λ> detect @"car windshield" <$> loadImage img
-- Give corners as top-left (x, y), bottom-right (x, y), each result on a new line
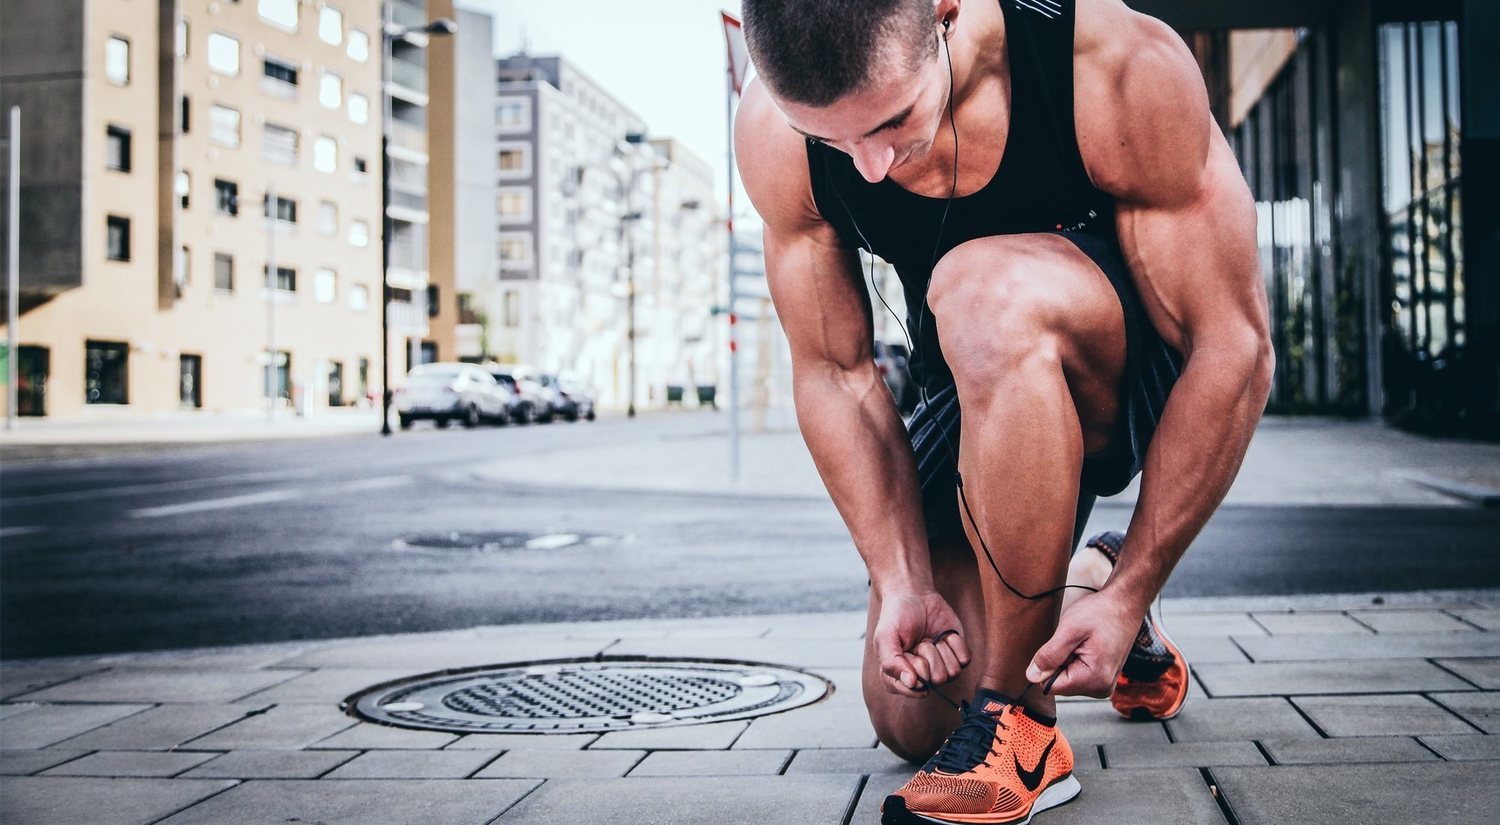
top-left (491, 373), bottom-right (516, 387)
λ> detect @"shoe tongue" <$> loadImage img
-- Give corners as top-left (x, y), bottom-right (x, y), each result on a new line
top-left (973, 687), bottom-right (1019, 716)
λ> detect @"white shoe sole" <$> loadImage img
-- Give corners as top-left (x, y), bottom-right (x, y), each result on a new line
top-left (910, 774), bottom-right (1083, 824)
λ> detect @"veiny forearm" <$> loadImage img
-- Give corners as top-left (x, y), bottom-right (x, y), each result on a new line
top-left (793, 364), bottom-right (935, 593)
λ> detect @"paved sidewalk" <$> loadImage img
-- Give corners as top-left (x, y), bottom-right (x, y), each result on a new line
top-left (4, 591), bottom-right (1498, 824)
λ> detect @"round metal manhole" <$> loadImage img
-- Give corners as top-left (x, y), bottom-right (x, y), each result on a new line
top-left (393, 531), bottom-right (626, 552)
top-left (348, 658), bottom-right (831, 733)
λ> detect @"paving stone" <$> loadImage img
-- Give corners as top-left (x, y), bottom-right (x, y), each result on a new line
top-left (496, 775), bottom-right (861, 824)
top-left (1172, 635), bottom-right (1251, 664)
top-left (1164, 697), bottom-right (1321, 742)
top-left (603, 637), bottom-right (865, 669)
top-left (0, 664), bottom-right (107, 700)
top-left (41, 750), bottom-right (219, 777)
top-left (0, 703), bottom-right (152, 749)
top-left (1102, 740), bottom-right (1267, 768)
top-left (1419, 734), bottom-right (1500, 761)
top-left (1154, 612), bottom-right (1265, 637)
top-left (272, 636), bottom-right (609, 669)
top-left (1214, 763), bottom-right (1500, 824)
top-left (1429, 691), bottom-right (1500, 733)
top-left (0, 777), bottom-right (235, 825)
top-left (1195, 660), bottom-right (1470, 696)
top-left (1055, 701), bottom-right (1171, 745)
top-left (1235, 632), bottom-right (1500, 662)
top-left (0, 703), bottom-right (37, 719)
top-left (14, 668), bottom-right (303, 703)
top-left (666, 624), bottom-right (773, 638)
top-left (734, 696), bottom-right (878, 749)
top-left (630, 749), bottom-right (792, 776)
top-left (312, 722), bottom-right (458, 749)
top-left (179, 749), bottom-right (359, 779)
top-left (56, 703), bottom-right (258, 750)
top-left (447, 732), bottom-right (598, 750)
top-left (107, 646), bottom-right (310, 670)
top-left (234, 668), bottom-right (419, 703)
top-left (474, 748), bottom-right (645, 778)
top-left (590, 720), bottom-right (747, 750)
top-left (1250, 612), bottom-right (1373, 635)
top-left (325, 749), bottom-right (500, 779)
top-left (849, 769), bottom-right (912, 824)
top-left (156, 779), bottom-right (540, 825)
top-left (1448, 607), bottom-right (1500, 630)
top-left (184, 703), bottom-right (357, 749)
top-left (1292, 695), bottom-right (1476, 737)
top-left (1347, 609), bottom-right (1478, 633)
top-left (1434, 658), bottom-right (1500, 689)
top-left (785, 746), bottom-right (913, 776)
top-left (1260, 736), bottom-right (1438, 765)
top-left (0, 749), bottom-right (89, 776)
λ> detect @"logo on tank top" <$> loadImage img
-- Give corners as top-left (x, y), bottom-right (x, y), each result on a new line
top-left (1056, 209), bottom-right (1099, 234)
top-left (1013, 0), bottom-right (1061, 20)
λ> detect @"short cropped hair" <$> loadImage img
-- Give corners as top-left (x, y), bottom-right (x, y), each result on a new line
top-left (742, 0), bottom-right (937, 107)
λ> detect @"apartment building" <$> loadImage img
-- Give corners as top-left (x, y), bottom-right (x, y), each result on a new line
top-left (0, 0), bottom-right (385, 418)
top-left (381, 0), bottom-right (436, 373)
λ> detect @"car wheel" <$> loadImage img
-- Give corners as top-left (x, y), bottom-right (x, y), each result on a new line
top-left (462, 405), bottom-right (480, 428)
top-left (585, 407), bottom-right (596, 421)
top-left (435, 417), bottom-right (451, 429)
top-left (398, 415), bottom-right (412, 430)
top-left (516, 405), bottom-right (532, 425)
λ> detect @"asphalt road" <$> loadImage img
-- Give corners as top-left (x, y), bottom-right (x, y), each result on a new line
top-left (3, 414), bottom-right (1498, 659)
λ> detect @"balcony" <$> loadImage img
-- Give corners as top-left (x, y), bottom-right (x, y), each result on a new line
top-left (389, 119), bottom-right (426, 155)
top-left (389, 57), bottom-right (427, 97)
top-left (391, 0), bottom-right (427, 32)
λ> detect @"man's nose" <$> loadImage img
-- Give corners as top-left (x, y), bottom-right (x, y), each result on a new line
top-left (851, 143), bottom-right (895, 183)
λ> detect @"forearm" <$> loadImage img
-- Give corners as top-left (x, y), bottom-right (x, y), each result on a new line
top-left (793, 363), bottom-right (934, 593)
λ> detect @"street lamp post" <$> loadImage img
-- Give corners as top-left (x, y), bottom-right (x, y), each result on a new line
top-left (379, 10), bottom-right (455, 436)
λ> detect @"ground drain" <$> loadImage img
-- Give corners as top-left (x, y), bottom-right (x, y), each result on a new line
top-left (393, 531), bottom-right (624, 552)
top-left (347, 658), bottom-right (831, 733)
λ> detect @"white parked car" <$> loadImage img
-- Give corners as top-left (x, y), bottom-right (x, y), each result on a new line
top-left (395, 363), bottom-right (508, 429)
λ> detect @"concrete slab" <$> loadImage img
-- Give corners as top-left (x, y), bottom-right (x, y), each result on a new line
top-left (784, 746), bottom-right (913, 776)
top-left (1260, 736), bottom-right (1438, 765)
top-left (0, 664), bottom-right (108, 700)
top-left (0, 703), bottom-right (37, 719)
top-left (1434, 657), bottom-right (1500, 689)
top-left (155, 779), bottom-right (541, 825)
top-left (55, 703), bottom-right (258, 750)
top-left (1163, 697), bottom-right (1322, 742)
top-left (1102, 740), bottom-right (1268, 769)
top-left (589, 720), bottom-right (748, 750)
top-left (234, 668), bottom-right (420, 703)
top-left (324, 749), bottom-right (500, 779)
top-left (602, 637), bottom-right (865, 669)
top-left (179, 749), bottom-right (359, 779)
top-left (13, 668), bottom-right (303, 704)
top-left (495, 774), bottom-right (862, 825)
top-left (183, 703), bottom-right (357, 750)
top-left (1195, 660), bottom-right (1470, 696)
top-left (1214, 763), bottom-right (1500, 824)
top-left (311, 722), bottom-right (458, 750)
top-left (1250, 612), bottom-right (1373, 635)
top-left (1428, 691), bottom-right (1500, 733)
top-left (1055, 701), bottom-right (1172, 745)
top-left (0, 749), bottom-right (89, 776)
top-left (0, 703), bottom-right (153, 749)
top-left (1419, 734), bottom-right (1500, 761)
top-left (1172, 635), bottom-right (1252, 664)
top-left (734, 696), bottom-right (878, 750)
top-left (41, 750), bottom-right (219, 778)
top-left (474, 748), bottom-right (645, 778)
top-left (1292, 695), bottom-right (1476, 737)
top-left (447, 732), bottom-right (599, 750)
top-left (1448, 607), bottom-right (1500, 630)
top-left (272, 636), bottom-right (610, 670)
top-left (0, 777), bottom-right (235, 825)
top-left (1155, 612), bottom-right (1266, 638)
top-left (1235, 632), bottom-right (1500, 662)
top-left (629, 748), bottom-right (791, 776)
top-left (1346, 609), bottom-right (1478, 633)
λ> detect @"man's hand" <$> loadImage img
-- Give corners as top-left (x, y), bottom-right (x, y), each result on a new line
top-left (873, 589), bottom-right (972, 698)
top-left (1025, 590), bottom-right (1140, 698)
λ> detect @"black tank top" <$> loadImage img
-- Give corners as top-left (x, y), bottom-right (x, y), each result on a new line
top-left (807, 0), bottom-right (1114, 388)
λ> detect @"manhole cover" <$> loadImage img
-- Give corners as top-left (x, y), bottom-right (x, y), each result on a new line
top-left (393, 531), bottom-right (623, 552)
top-left (347, 658), bottom-right (831, 733)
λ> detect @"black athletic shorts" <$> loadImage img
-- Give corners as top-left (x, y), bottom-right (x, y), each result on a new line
top-left (905, 230), bottom-right (1184, 550)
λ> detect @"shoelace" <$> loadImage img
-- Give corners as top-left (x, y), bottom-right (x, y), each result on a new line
top-left (926, 699), bottom-right (1015, 773)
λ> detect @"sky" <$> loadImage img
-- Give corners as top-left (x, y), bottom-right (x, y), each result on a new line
top-left (456, 0), bottom-right (747, 206)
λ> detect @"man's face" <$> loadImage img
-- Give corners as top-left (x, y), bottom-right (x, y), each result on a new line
top-left (775, 39), bottom-right (948, 184)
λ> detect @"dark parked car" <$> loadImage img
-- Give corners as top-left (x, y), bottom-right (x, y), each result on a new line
top-left (542, 373), bottom-right (596, 422)
top-left (486, 363), bottom-right (552, 424)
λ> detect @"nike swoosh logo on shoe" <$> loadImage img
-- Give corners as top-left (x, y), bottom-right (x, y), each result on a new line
top-left (1014, 736), bottom-right (1056, 792)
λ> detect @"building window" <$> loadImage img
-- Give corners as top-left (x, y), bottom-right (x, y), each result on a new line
top-left (319, 71), bottom-right (342, 109)
top-left (106, 125), bottom-right (131, 172)
top-left (106, 36), bottom-right (130, 85)
top-left (207, 32), bottom-right (239, 76)
top-left (264, 194), bottom-right (297, 224)
top-left (176, 171), bottom-right (190, 209)
top-left (328, 360), bottom-right (345, 406)
top-left (85, 341), bottom-right (129, 405)
top-left (347, 93), bottom-right (369, 124)
top-left (498, 145), bottom-right (529, 176)
top-left (261, 122), bottom-right (299, 165)
top-left (180, 95), bottom-right (191, 134)
top-left (498, 234), bottom-right (531, 268)
top-left (314, 268), bottom-right (336, 302)
top-left (264, 350), bottom-right (291, 400)
top-left (318, 5), bottom-right (342, 45)
top-left (258, 0), bottom-right (298, 32)
top-left (348, 219), bottom-right (369, 247)
top-left (426, 284), bottom-right (440, 318)
top-left (209, 104), bottom-right (240, 147)
top-left (353, 156), bottom-right (368, 176)
top-left (264, 264), bottom-right (297, 292)
top-left (504, 291), bottom-right (519, 327)
top-left (106, 216), bottom-right (131, 261)
top-left (497, 98), bottom-right (529, 131)
top-left (180, 354), bottom-right (202, 408)
top-left (317, 200), bottom-right (337, 235)
top-left (358, 356), bottom-right (370, 398)
top-left (214, 252), bottom-right (234, 291)
top-left (313, 136), bottom-right (337, 173)
top-left (176, 245), bottom-right (190, 294)
top-left (347, 29), bottom-right (369, 62)
top-left (349, 283), bottom-right (369, 310)
top-left (498, 189), bottom-right (530, 222)
top-left (214, 178), bottom-right (239, 215)
top-left (262, 56), bottom-right (298, 95)
top-left (176, 19), bottom-right (189, 59)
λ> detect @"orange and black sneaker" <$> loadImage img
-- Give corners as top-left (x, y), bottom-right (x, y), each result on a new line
top-left (882, 688), bottom-right (1080, 824)
top-left (1085, 531), bottom-right (1190, 721)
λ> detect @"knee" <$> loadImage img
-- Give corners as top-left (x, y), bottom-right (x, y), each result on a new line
top-left (872, 716), bottom-right (946, 765)
top-left (927, 252), bottom-right (1064, 390)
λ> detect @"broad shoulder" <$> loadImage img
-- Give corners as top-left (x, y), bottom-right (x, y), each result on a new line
top-left (734, 79), bottom-right (826, 236)
top-left (1072, 0), bottom-right (1213, 206)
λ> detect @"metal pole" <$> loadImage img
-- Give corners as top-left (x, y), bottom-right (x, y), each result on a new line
top-left (379, 7), bottom-right (393, 435)
top-left (266, 179), bottom-right (277, 423)
top-left (627, 201), bottom-right (637, 419)
top-left (725, 72), bottom-right (740, 481)
top-left (6, 106), bottom-right (18, 430)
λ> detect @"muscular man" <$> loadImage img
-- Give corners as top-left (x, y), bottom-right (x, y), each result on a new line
top-left (735, 0), bottom-right (1273, 821)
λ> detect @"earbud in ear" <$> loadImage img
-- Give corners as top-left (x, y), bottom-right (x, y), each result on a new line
top-left (942, 19), bottom-right (951, 30)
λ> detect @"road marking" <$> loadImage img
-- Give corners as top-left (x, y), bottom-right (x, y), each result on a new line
top-left (3, 469), bottom-right (315, 507)
top-left (0, 525), bottom-right (48, 538)
top-left (336, 475), bottom-right (413, 492)
top-left (130, 489), bottom-right (303, 519)
top-left (527, 533), bottom-right (582, 550)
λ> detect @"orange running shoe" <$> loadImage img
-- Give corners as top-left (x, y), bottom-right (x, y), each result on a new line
top-left (882, 689), bottom-right (1080, 824)
top-left (1085, 531), bottom-right (1190, 721)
